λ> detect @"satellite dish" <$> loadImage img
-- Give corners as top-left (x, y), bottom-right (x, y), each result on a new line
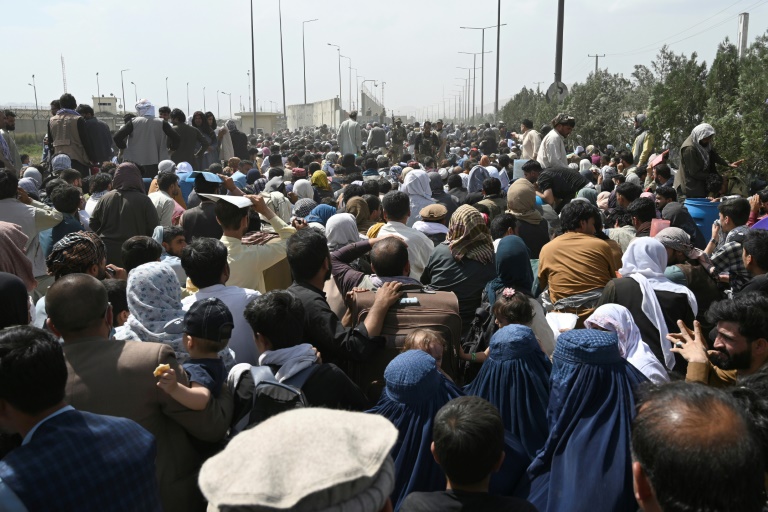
top-left (546, 81), bottom-right (569, 103)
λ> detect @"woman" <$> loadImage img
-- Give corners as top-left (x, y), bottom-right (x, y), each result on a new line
top-left (506, 178), bottom-right (550, 258)
top-left (310, 170), bottom-right (335, 201)
top-left (400, 169), bottom-right (434, 227)
top-left (0, 221), bottom-right (37, 292)
top-left (304, 204), bottom-right (336, 233)
top-left (464, 324), bottom-right (551, 460)
top-left (523, 330), bottom-right (647, 512)
top-left (325, 213), bottom-right (365, 251)
top-left (0, 272), bottom-right (31, 329)
top-left (114, 261), bottom-right (234, 369)
top-left (367, 350), bottom-right (528, 511)
top-left (585, 304), bottom-right (670, 383)
top-left (597, 237), bottom-right (697, 373)
top-left (421, 205), bottom-right (496, 336)
top-left (345, 196), bottom-right (374, 235)
top-left (486, 236), bottom-right (555, 355)
top-left (192, 111), bottom-right (218, 170)
top-left (292, 179), bottom-right (314, 202)
top-left (292, 198), bottom-right (317, 219)
top-left (90, 163), bottom-right (158, 266)
top-left (466, 165), bottom-right (490, 205)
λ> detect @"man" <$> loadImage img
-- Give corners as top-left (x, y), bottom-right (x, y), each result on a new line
top-left (619, 152), bottom-right (641, 185)
top-left (367, 121), bottom-right (386, 150)
top-left (46, 274), bottom-right (232, 512)
top-left (391, 118), bottom-right (407, 162)
top-left (536, 113), bottom-right (574, 169)
top-left (538, 201), bottom-right (618, 325)
top-left (215, 194), bottom-right (297, 293)
top-left (627, 197), bottom-right (656, 238)
top-left (377, 191), bottom-right (435, 280)
top-left (477, 177), bottom-right (506, 222)
top-left (512, 119), bottom-right (542, 161)
top-left (113, 99), bottom-right (180, 178)
top-left (705, 197), bottom-right (751, 292)
top-left (631, 382), bottom-right (765, 512)
top-left (338, 111), bottom-right (362, 156)
top-left (158, 106), bottom-right (171, 121)
top-left (286, 228), bottom-right (403, 367)
top-left (673, 123), bottom-right (742, 199)
top-left (650, 163), bottom-right (672, 191)
top-left (76, 104), bottom-right (113, 164)
top-left (148, 171), bottom-right (181, 227)
top-left (435, 119), bottom-right (448, 158)
top-left (180, 173), bottom-right (224, 242)
top-left (655, 186), bottom-right (703, 248)
top-left (226, 120), bottom-right (249, 160)
top-left (170, 108), bottom-right (209, 165)
top-left (447, 173), bottom-right (468, 204)
top-left (670, 292), bottom-right (768, 387)
top-left (181, 237), bottom-right (260, 365)
top-left (400, 396), bottom-right (537, 512)
top-left (616, 182), bottom-right (642, 209)
top-left (415, 121), bottom-right (440, 164)
top-left (0, 110), bottom-right (15, 170)
top-left (48, 93), bottom-right (95, 174)
top-left (1, 110), bottom-right (20, 171)
top-left (535, 165), bottom-right (588, 213)
top-left (739, 229), bottom-right (768, 295)
top-left (0, 169), bottom-right (63, 299)
top-left (0, 326), bottom-right (162, 511)
top-left (152, 225), bottom-right (188, 285)
top-left (631, 113), bottom-right (654, 166)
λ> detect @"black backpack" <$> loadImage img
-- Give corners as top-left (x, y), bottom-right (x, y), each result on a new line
top-left (460, 303), bottom-right (497, 385)
top-left (227, 363), bottom-right (319, 438)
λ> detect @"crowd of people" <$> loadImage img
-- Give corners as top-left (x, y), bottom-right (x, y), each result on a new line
top-left (1, 93), bottom-right (768, 511)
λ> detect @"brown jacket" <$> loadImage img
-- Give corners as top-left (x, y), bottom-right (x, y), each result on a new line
top-left (64, 337), bottom-right (233, 512)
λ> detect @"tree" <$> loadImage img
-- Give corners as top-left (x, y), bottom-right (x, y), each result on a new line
top-left (737, 33), bottom-right (768, 177)
top-left (704, 39), bottom-right (741, 164)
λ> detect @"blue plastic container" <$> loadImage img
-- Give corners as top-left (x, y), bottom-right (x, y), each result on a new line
top-left (684, 198), bottom-right (719, 244)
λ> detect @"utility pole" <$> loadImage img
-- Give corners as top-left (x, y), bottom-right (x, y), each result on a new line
top-left (302, 19), bottom-right (318, 106)
top-left (460, 24), bottom-right (505, 121)
top-left (186, 82), bottom-right (190, 115)
top-left (165, 77), bottom-right (169, 106)
top-left (459, 52), bottom-right (489, 124)
top-left (533, 81), bottom-right (544, 92)
top-left (494, 0), bottom-right (501, 117)
top-left (96, 72), bottom-right (100, 102)
top-left (588, 54), bottom-right (605, 75)
top-left (250, 0), bottom-right (257, 134)
top-left (278, 0), bottom-right (287, 116)
top-left (555, 0), bottom-right (565, 83)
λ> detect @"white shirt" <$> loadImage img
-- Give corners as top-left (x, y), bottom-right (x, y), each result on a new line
top-left (148, 190), bottom-right (176, 227)
top-left (537, 129), bottom-right (568, 169)
top-left (182, 284), bottom-right (261, 366)
top-left (377, 221), bottom-right (435, 281)
top-left (521, 129), bottom-right (542, 160)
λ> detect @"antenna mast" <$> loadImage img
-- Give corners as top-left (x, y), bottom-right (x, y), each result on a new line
top-left (61, 55), bottom-right (68, 92)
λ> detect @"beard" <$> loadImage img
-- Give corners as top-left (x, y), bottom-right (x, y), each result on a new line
top-left (709, 345), bottom-right (752, 371)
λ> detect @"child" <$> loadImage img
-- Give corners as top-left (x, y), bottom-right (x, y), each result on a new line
top-left (493, 287), bottom-right (534, 328)
top-left (157, 297), bottom-right (233, 410)
top-left (403, 329), bottom-right (452, 381)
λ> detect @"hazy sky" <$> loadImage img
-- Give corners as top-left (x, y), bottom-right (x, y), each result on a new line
top-left (5, 0), bottom-right (767, 120)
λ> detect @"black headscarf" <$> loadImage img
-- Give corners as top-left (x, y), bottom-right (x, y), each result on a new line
top-left (0, 272), bottom-right (30, 329)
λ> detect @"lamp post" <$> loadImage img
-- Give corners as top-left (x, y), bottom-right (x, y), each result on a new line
top-left (28, 76), bottom-right (39, 139)
top-left (302, 19), bottom-right (318, 106)
top-left (165, 77), bottom-right (169, 107)
top-left (340, 55), bottom-right (352, 112)
top-left (186, 82), bottom-right (190, 115)
top-left (352, 69), bottom-right (360, 110)
top-left (249, 0), bottom-right (257, 134)
top-left (381, 81), bottom-right (386, 111)
top-left (327, 43), bottom-right (342, 115)
top-left (96, 72), bottom-right (100, 102)
top-left (456, 68), bottom-right (472, 121)
top-left (203, 87), bottom-right (206, 111)
top-left (460, 24), bottom-right (506, 120)
top-left (130, 81), bottom-right (137, 103)
top-left (459, 51), bottom-right (491, 124)
top-left (216, 90), bottom-right (220, 119)
top-left (221, 91), bottom-right (232, 118)
top-left (361, 80), bottom-right (377, 115)
top-left (120, 69), bottom-right (129, 114)
top-left (278, 0), bottom-right (287, 119)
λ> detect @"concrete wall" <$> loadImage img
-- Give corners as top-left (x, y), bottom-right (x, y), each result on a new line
top-left (286, 98), bottom-right (342, 130)
top-left (360, 87), bottom-right (383, 117)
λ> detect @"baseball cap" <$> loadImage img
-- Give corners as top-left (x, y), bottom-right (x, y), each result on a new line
top-left (183, 298), bottom-right (234, 343)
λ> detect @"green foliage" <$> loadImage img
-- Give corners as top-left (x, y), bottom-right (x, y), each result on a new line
top-left (737, 34), bottom-right (768, 176)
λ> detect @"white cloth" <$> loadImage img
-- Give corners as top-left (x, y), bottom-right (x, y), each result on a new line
top-left (537, 129), bottom-right (568, 169)
top-left (182, 284), bottom-right (261, 366)
top-left (521, 129), bottom-right (542, 160)
top-left (259, 344), bottom-right (317, 382)
top-left (690, 123), bottom-right (716, 168)
top-left (148, 190), bottom-right (176, 227)
top-left (337, 119), bottom-right (362, 156)
top-left (585, 304), bottom-right (670, 383)
top-left (401, 170), bottom-right (434, 227)
top-left (377, 221), bottom-right (434, 281)
top-left (219, 127), bottom-right (234, 162)
top-left (412, 220), bottom-right (448, 236)
top-left (135, 99), bottom-right (155, 117)
top-left (293, 179), bottom-right (313, 200)
top-left (619, 238), bottom-right (698, 370)
top-left (326, 213), bottom-right (364, 251)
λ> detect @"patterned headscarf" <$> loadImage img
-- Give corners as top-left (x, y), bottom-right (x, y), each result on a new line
top-left (46, 231), bottom-right (106, 280)
top-left (293, 198), bottom-right (317, 218)
top-left (51, 154), bottom-right (72, 172)
top-left (445, 205), bottom-right (494, 264)
top-left (311, 170), bottom-right (330, 191)
top-left (114, 261), bottom-right (187, 361)
top-left (113, 162), bottom-right (145, 192)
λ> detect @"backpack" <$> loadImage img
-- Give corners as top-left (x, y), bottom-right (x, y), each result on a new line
top-left (460, 302), bottom-right (496, 385)
top-left (227, 363), bottom-right (319, 438)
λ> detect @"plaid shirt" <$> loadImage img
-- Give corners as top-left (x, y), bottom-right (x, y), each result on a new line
top-left (711, 225), bottom-right (751, 292)
top-left (0, 409), bottom-right (161, 511)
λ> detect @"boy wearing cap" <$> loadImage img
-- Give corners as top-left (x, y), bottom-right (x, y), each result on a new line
top-left (157, 298), bottom-right (233, 410)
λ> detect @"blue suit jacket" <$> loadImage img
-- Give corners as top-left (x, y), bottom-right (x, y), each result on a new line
top-left (0, 409), bottom-right (161, 512)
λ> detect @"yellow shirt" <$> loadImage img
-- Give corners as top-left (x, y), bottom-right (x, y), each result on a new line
top-left (222, 216), bottom-right (295, 293)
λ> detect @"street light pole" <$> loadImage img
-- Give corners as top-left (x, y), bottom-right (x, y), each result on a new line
top-left (495, 0), bottom-right (502, 117)
top-left (381, 81), bottom-right (386, 111)
top-left (120, 69), bottom-right (129, 114)
top-left (96, 72), bottom-right (100, 102)
top-left (459, 51), bottom-right (491, 124)
top-left (302, 19), bottom-right (318, 106)
top-left (217, 90), bottom-right (220, 119)
top-left (460, 24), bottom-right (506, 121)
top-left (340, 55), bottom-right (352, 112)
top-left (278, 0), bottom-right (287, 117)
top-left (28, 76), bottom-right (39, 139)
top-left (456, 68), bottom-right (472, 121)
top-left (186, 82), bottom-right (190, 115)
top-left (203, 87), bottom-right (206, 111)
top-left (165, 77), bottom-right (169, 107)
top-left (221, 92), bottom-right (232, 118)
top-left (328, 44), bottom-right (342, 117)
top-left (361, 80), bottom-right (377, 115)
top-left (130, 81), bottom-right (137, 103)
top-left (250, 0), bottom-right (257, 134)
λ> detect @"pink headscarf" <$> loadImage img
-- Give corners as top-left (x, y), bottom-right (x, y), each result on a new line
top-left (597, 191), bottom-right (610, 211)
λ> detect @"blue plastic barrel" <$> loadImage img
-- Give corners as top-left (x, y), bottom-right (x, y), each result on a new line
top-left (684, 198), bottom-right (720, 243)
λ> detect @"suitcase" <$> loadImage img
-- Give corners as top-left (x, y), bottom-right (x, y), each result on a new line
top-left (347, 285), bottom-right (463, 401)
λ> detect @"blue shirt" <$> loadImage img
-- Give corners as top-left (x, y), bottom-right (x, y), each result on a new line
top-left (40, 213), bottom-right (84, 257)
top-left (183, 358), bottom-right (225, 397)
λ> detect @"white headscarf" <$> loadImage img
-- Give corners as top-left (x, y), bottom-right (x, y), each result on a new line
top-left (467, 165), bottom-right (489, 193)
top-left (135, 99), bottom-right (155, 117)
top-left (585, 304), bottom-right (670, 384)
top-left (401, 169), bottom-right (435, 226)
top-left (690, 123), bottom-right (716, 169)
top-left (293, 179), bottom-right (313, 200)
top-left (325, 213), bottom-right (363, 251)
top-left (619, 238), bottom-right (698, 370)
top-left (579, 159), bottom-right (592, 173)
